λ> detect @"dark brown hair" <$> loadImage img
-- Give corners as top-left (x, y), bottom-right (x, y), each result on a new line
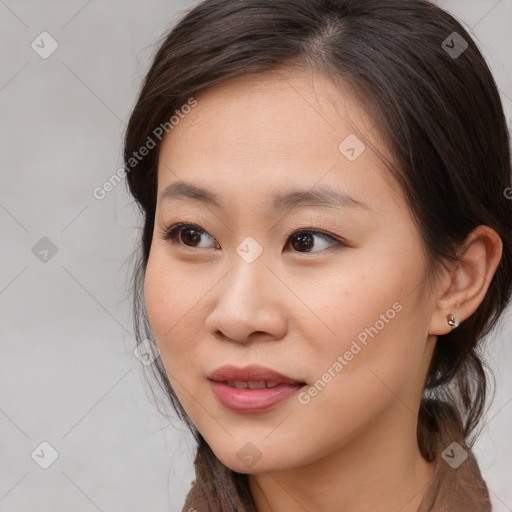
top-left (124, 0), bottom-right (512, 508)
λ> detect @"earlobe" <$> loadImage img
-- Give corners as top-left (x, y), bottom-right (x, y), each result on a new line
top-left (429, 311), bottom-right (462, 336)
top-left (446, 313), bottom-right (460, 328)
top-left (428, 225), bottom-right (503, 336)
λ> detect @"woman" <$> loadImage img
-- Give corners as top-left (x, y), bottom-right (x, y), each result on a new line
top-left (124, 0), bottom-right (512, 510)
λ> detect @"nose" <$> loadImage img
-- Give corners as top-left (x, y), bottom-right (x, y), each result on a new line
top-left (205, 257), bottom-right (288, 344)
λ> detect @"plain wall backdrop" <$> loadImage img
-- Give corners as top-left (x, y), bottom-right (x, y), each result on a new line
top-left (1, 1), bottom-right (511, 511)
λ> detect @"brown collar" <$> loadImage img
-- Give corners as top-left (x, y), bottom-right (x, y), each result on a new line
top-left (182, 446), bottom-right (491, 512)
top-left (417, 443), bottom-right (491, 512)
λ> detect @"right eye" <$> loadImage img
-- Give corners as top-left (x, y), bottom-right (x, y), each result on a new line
top-left (160, 222), bottom-right (220, 249)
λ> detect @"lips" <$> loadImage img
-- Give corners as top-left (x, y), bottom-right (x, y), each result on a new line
top-left (225, 380), bottom-right (281, 389)
top-left (207, 365), bottom-right (306, 413)
top-left (207, 364), bottom-right (305, 386)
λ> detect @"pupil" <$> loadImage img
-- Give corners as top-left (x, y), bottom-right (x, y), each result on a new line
top-left (182, 228), bottom-right (201, 246)
top-left (292, 233), bottom-right (313, 251)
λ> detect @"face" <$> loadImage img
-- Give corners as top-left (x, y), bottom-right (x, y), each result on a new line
top-left (144, 69), bottom-right (438, 474)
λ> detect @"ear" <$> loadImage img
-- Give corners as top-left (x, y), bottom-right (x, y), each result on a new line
top-left (429, 225), bottom-right (503, 335)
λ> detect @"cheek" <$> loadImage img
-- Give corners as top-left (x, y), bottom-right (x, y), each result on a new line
top-left (294, 248), bottom-right (430, 396)
top-left (291, 253), bottom-right (415, 351)
top-left (143, 252), bottom-right (201, 368)
top-left (143, 254), bottom-right (213, 420)
top-left (144, 257), bottom-right (171, 339)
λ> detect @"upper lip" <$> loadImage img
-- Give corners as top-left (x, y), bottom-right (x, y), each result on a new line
top-left (208, 365), bottom-right (305, 385)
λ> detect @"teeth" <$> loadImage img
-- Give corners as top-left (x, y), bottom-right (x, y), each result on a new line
top-left (248, 380), bottom-right (267, 389)
top-left (225, 380), bottom-right (282, 389)
top-left (227, 381), bottom-right (249, 389)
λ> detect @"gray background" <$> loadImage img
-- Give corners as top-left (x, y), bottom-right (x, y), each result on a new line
top-left (0, 1), bottom-right (511, 511)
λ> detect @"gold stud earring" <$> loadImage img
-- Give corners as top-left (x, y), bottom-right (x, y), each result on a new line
top-left (447, 314), bottom-right (459, 328)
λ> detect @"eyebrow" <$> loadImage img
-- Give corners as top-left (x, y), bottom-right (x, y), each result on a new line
top-left (159, 181), bottom-right (372, 212)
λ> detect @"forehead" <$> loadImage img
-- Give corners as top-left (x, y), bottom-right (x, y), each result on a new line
top-left (156, 69), bottom-right (400, 212)
top-left (163, 69), bottom-right (375, 153)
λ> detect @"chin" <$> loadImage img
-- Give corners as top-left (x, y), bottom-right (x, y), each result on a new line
top-left (210, 443), bottom-right (296, 475)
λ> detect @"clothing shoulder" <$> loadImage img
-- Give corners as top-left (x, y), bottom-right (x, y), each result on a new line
top-left (182, 479), bottom-right (207, 512)
top-left (417, 447), bottom-right (491, 512)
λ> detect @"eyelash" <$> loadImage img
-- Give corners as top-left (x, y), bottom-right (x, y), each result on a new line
top-left (159, 222), bottom-right (346, 253)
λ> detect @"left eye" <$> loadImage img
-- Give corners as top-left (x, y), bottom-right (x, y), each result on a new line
top-left (287, 230), bottom-right (339, 252)
top-left (160, 223), bottom-right (342, 253)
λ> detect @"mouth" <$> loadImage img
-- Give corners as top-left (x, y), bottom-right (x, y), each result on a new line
top-left (207, 365), bottom-right (307, 413)
top-left (207, 364), bottom-right (306, 385)
top-left (222, 380), bottom-right (291, 389)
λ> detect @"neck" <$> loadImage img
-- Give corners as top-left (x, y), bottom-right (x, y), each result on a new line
top-left (248, 410), bottom-right (436, 512)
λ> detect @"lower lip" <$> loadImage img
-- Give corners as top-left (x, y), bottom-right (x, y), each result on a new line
top-left (209, 380), bottom-right (304, 413)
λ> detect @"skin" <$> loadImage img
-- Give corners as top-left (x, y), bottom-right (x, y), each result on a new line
top-left (143, 68), bottom-right (503, 512)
